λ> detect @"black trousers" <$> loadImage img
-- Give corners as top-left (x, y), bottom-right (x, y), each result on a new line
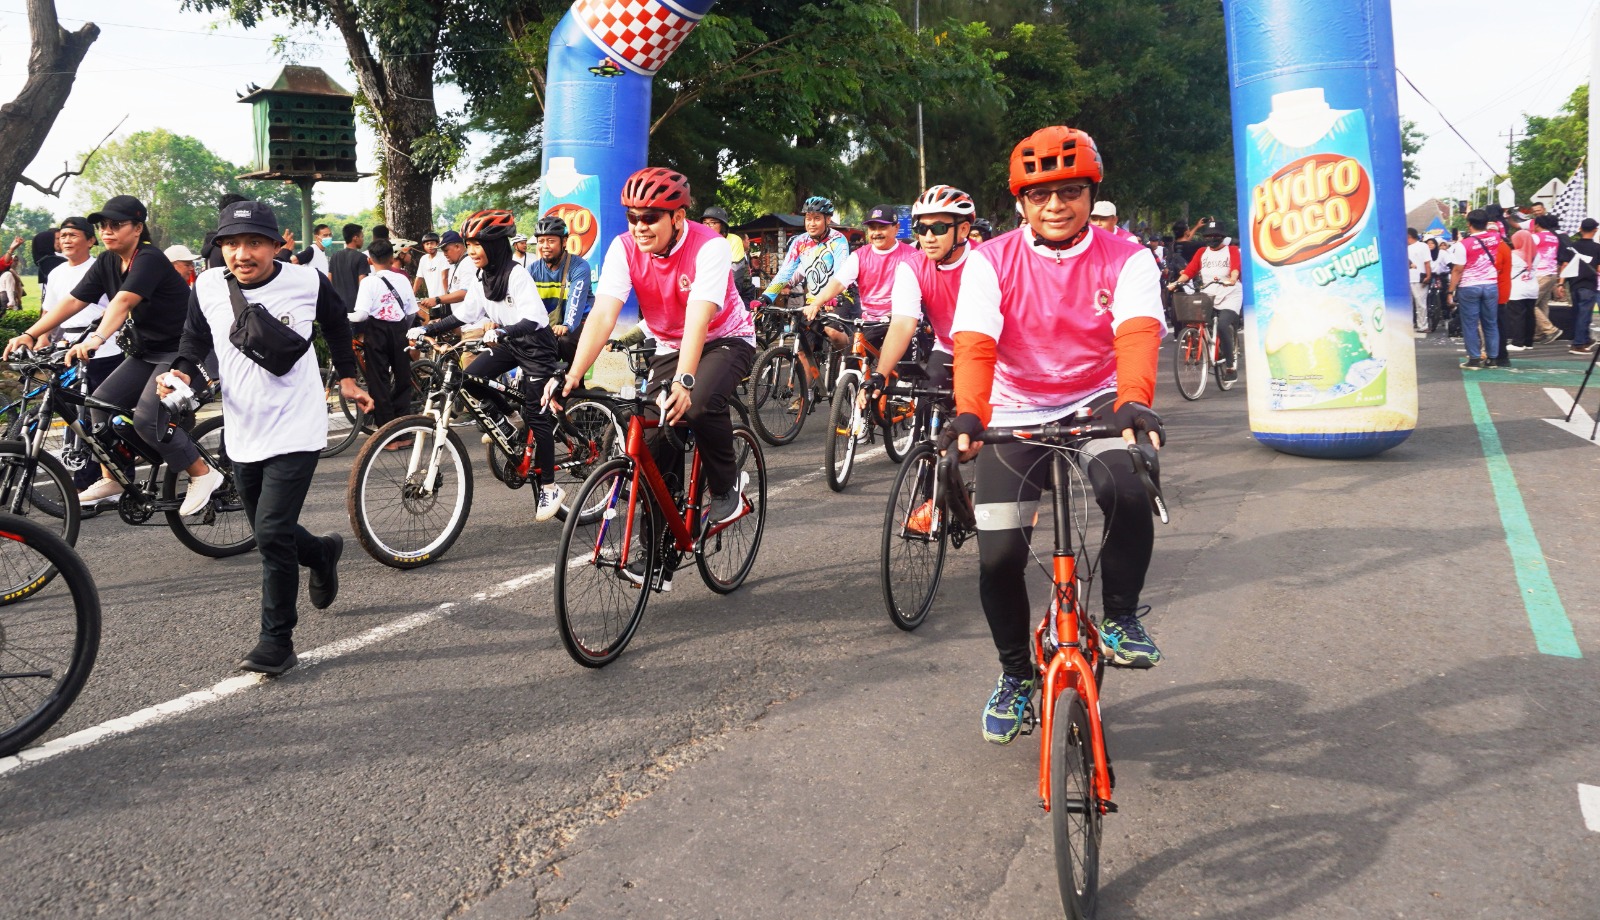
top-left (1503, 298), bottom-right (1535, 348)
top-left (235, 450), bottom-right (329, 646)
top-left (465, 339), bottom-right (558, 486)
top-left (91, 352), bottom-right (201, 472)
top-left (643, 337), bottom-right (756, 496)
top-left (973, 394), bottom-right (1157, 678)
top-left (68, 352), bottom-right (126, 489)
top-left (362, 318), bottom-right (414, 428)
top-left (1215, 308), bottom-right (1242, 366)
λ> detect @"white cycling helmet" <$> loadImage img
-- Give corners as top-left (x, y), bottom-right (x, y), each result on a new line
top-left (912, 184), bottom-right (976, 220)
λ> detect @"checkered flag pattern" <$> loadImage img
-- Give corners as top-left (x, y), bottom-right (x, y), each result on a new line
top-left (1555, 166), bottom-right (1586, 236)
top-left (575, 0), bottom-right (702, 76)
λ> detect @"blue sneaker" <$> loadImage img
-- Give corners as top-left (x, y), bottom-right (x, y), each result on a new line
top-left (982, 673), bottom-right (1036, 744)
top-left (1101, 605), bottom-right (1161, 668)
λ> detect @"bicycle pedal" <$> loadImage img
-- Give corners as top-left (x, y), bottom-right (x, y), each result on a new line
top-left (1020, 699), bottom-right (1038, 735)
top-left (1101, 800), bottom-right (1119, 814)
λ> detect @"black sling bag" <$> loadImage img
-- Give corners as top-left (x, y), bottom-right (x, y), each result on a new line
top-left (226, 273), bottom-right (312, 376)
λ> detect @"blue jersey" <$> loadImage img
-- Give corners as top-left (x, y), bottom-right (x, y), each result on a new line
top-left (527, 253), bottom-right (594, 330)
top-left (763, 229), bottom-right (850, 299)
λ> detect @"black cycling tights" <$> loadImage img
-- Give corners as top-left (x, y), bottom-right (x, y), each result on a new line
top-left (973, 397), bottom-right (1157, 679)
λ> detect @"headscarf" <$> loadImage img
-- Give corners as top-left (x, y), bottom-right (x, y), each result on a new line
top-left (479, 235), bottom-right (515, 303)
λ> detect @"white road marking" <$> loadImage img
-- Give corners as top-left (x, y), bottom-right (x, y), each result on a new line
top-left (1542, 388), bottom-right (1600, 445)
top-left (0, 440), bottom-right (876, 778)
top-left (1580, 784), bottom-right (1600, 832)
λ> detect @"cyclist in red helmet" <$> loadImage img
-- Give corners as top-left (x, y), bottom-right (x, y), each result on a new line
top-left (948, 125), bottom-right (1169, 745)
top-left (553, 167), bottom-right (756, 586)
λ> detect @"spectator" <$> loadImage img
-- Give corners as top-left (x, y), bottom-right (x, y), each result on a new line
top-left (414, 231), bottom-right (449, 299)
top-left (327, 223), bottom-right (368, 310)
top-left (1088, 200), bottom-right (1139, 241)
top-left (0, 257), bottom-right (24, 313)
top-left (349, 239), bottom-right (419, 434)
top-left (528, 216), bottom-right (594, 364)
top-left (164, 244), bottom-right (201, 286)
top-left (167, 200), bottom-right (371, 675)
top-left (1497, 228), bottom-right (1537, 365)
top-left (417, 230), bottom-right (469, 321)
top-left (1448, 209), bottom-right (1507, 369)
top-left (1406, 228), bottom-right (1432, 336)
top-left (369, 224), bottom-right (390, 247)
top-left (510, 233), bottom-right (531, 268)
top-left (1556, 218), bottom-right (1600, 354)
top-left (299, 223), bottom-right (333, 276)
top-left (33, 229), bottom-right (64, 304)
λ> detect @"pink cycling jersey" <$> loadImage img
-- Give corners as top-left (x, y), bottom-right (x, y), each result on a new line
top-left (902, 248), bottom-right (969, 353)
top-left (619, 220), bottom-right (753, 349)
top-left (1533, 229), bottom-right (1560, 276)
top-left (850, 241), bottom-right (917, 321)
top-left (1457, 230), bottom-right (1503, 287)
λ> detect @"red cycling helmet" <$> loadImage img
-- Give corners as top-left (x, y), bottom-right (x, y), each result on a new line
top-left (462, 209), bottom-right (518, 241)
top-left (1008, 126), bottom-right (1104, 195)
top-left (621, 167), bottom-right (692, 211)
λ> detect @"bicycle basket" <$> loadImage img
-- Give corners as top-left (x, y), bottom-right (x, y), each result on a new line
top-left (1171, 292), bottom-right (1214, 324)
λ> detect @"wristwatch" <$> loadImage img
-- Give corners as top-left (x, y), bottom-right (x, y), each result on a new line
top-left (674, 372), bottom-right (696, 391)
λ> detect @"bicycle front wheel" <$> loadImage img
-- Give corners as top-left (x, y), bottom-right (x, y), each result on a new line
top-left (321, 368), bottom-right (364, 458)
top-left (696, 426), bottom-right (766, 594)
top-left (881, 393), bottom-right (916, 463)
top-left (748, 345), bottom-right (807, 446)
top-left (1052, 692), bottom-right (1103, 920)
top-left (348, 416), bottom-right (473, 568)
top-left (880, 443), bottom-right (946, 631)
top-left (0, 513), bottom-right (101, 757)
top-left (826, 378), bottom-right (862, 492)
top-left (164, 416), bottom-right (257, 558)
top-left (554, 459), bottom-right (655, 667)
top-left (0, 441), bottom-right (80, 549)
top-left (1173, 326), bottom-right (1208, 401)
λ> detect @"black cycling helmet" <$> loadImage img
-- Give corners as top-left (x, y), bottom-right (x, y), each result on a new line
top-left (534, 215), bottom-right (569, 238)
top-left (971, 217), bottom-right (994, 241)
top-left (420, 231), bottom-right (441, 243)
top-left (702, 206), bottom-right (732, 226)
top-left (801, 195), bottom-right (835, 216)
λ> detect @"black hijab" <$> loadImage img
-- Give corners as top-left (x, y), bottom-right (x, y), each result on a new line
top-left (480, 235), bottom-right (515, 303)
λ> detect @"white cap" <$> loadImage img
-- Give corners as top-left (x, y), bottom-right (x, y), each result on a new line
top-left (1090, 200), bottom-right (1117, 218)
top-left (163, 244), bottom-right (200, 262)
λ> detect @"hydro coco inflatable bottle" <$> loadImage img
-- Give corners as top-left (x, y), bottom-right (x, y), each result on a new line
top-left (1224, 0), bottom-right (1417, 458)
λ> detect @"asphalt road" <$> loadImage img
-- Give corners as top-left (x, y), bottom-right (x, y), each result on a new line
top-left (2, 336), bottom-right (1597, 919)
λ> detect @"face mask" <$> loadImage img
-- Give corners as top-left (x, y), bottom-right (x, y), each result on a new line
top-left (321, 238), bottom-right (336, 251)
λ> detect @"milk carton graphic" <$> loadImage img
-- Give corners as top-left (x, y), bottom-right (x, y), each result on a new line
top-left (1246, 88), bottom-right (1387, 411)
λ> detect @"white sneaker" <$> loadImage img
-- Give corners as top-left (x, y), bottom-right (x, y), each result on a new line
top-left (1507, 344), bottom-right (1531, 352)
top-left (179, 468), bottom-right (225, 516)
top-left (77, 477), bottom-right (123, 506)
top-left (535, 484), bottom-right (564, 522)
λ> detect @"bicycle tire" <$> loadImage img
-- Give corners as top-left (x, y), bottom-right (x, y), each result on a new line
top-left (1173, 326), bottom-right (1208, 401)
top-left (1052, 692), bottom-right (1102, 920)
top-left (825, 377), bottom-right (861, 492)
top-left (1213, 327), bottom-right (1239, 392)
top-left (880, 443), bottom-right (946, 631)
top-left (554, 458), bottom-right (655, 667)
top-left (881, 393), bottom-right (916, 464)
top-left (163, 416), bottom-right (258, 558)
top-left (696, 425), bottom-right (766, 594)
top-left (0, 514), bottom-right (100, 757)
top-left (348, 416), bottom-right (473, 568)
top-left (559, 399), bottom-right (628, 523)
top-left (0, 441), bottom-right (80, 549)
top-left (321, 369), bottom-right (364, 458)
top-left (748, 344), bottom-right (807, 446)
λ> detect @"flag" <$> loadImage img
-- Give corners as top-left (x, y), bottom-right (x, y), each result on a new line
top-left (1555, 166), bottom-right (1586, 235)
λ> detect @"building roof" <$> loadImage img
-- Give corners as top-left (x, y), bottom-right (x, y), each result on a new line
top-left (239, 65), bottom-right (353, 103)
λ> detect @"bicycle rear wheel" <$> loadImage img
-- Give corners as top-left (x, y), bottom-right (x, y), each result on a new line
top-left (1052, 692), bottom-right (1102, 920)
top-left (0, 513), bottom-right (100, 757)
top-left (164, 416), bottom-right (257, 558)
top-left (880, 443), bottom-right (946, 631)
top-left (1213, 326), bottom-right (1239, 391)
top-left (348, 416), bottom-right (473, 568)
top-left (696, 426), bottom-right (766, 593)
top-left (555, 459), bottom-right (656, 667)
top-left (826, 378), bottom-right (862, 492)
top-left (0, 442), bottom-right (80, 549)
top-left (321, 368), bottom-right (363, 458)
top-left (748, 345), bottom-right (807, 446)
top-left (1173, 326), bottom-right (1208, 401)
top-left (881, 393), bottom-right (916, 463)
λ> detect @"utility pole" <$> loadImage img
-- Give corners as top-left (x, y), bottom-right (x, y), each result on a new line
top-left (915, 0), bottom-right (926, 191)
top-left (1500, 127), bottom-right (1521, 204)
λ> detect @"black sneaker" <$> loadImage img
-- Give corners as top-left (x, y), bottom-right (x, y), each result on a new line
top-left (706, 486), bottom-right (744, 526)
top-left (1460, 357), bottom-right (1484, 370)
top-left (238, 640), bottom-right (297, 675)
top-left (309, 533), bottom-right (342, 610)
top-left (1493, 357), bottom-right (1511, 368)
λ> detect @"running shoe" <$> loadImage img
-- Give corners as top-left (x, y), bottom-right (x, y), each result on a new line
top-left (706, 485), bottom-right (743, 526)
top-left (179, 467), bottom-right (225, 516)
top-left (982, 673), bottom-right (1037, 745)
top-left (78, 477), bottom-right (123, 506)
top-left (1101, 606), bottom-right (1162, 668)
top-left (1460, 357), bottom-right (1484, 370)
top-left (622, 557), bottom-right (673, 593)
top-left (535, 484), bottom-right (564, 522)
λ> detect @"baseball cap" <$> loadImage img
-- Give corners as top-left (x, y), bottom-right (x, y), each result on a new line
top-left (1090, 200), bottom-right (1117, 218)
top-left (163, 244), bottom-right (200, 262)
top-left (1201, 219), bottom-right (1224, 236)
top-left (58, 216), bottom-right (95, 241)
top-left (1582, 218), bottom-right (1598, 232)
top-left (440, 230), bottom-right (464, 246)
top-left (863, 204), bottom-right (897, 225)
top-left (213, 200), bottom-right (280, 241)
top-left (88, 194), bottom-right (148, 225)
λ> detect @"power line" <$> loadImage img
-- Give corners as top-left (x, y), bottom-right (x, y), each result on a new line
top-left (1397, 68), bottom-right (1504, 178)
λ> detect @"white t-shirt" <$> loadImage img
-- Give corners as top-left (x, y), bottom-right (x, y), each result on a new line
top-left (1510, 252), bottom-right (1539, 301)
top-left (1438, 242), bottom-right (1465, 273)
top-left (191, 264), bottom-right (331, 463)
top-left (443, 257), bottom-right (471, 298)
top-left (416, 250), bottom-right (450, 298)
top-left (1407, 241), bottom-right (1432, 283)
top-left (42, 257), bottom-right (122, 358)
top-left (306, 243), bottom-right (330, 276)
top-left (457, 266), bottom-right (548, 330)
top-left (350, 268), bottom-right (419, 323)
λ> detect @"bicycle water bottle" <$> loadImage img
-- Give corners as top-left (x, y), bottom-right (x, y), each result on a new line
top-left (103, 416), bottom-right (139, 462)
top-left (1224, 0), bottom-right (1417, 458)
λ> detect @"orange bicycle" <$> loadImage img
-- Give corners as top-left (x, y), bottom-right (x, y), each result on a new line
top-left (820, 315), bottom-right (916, 492)
top-left (553, 389), bottom-right (767, 667)
top-left (943, 410), bottom-right (1167, 918)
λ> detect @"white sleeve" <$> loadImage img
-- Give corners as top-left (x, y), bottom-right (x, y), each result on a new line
top-left (454, 276), bottom-right (488, 326)
top-left (834, 250), bottom-right (862, 288)
top-left (1110, 249), bottom-right (1168, 335)
top-left (394, 270), bottom-right (420, 316)
top-left (506, 269), bottom-right (549, 327)
top-left (889, 261), bottom-right (922, 320)
top-left (687, 235), bottom-right (733, 304)
top-left (951, 250), bottom-right (1003, 340)
top-left (350, 275), bottom-right (374, 322)
top-left (595, 236), bottom-right (635, 302)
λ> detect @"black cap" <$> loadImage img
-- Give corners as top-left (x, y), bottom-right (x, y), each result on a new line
top-left (1582, 218), bottom-right (1598, 232)
top-left (213, 200), bottom-right (281, 241)
top-left (87, 194), bottom-right (148, 225)
top-left (58, 216), bottom-right (96, 241)
top-left (863, 204), bottom-right (897, 225)
top-left (1201, 219), bottom-right (1224, 236)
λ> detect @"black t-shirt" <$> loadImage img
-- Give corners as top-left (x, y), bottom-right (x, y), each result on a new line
top-left (327, 247), bottom-right (369, 310)
top-left (36, 253), bottom-right (65, 286)
top-left (69, 242), bottom-right (191, 354)
top-left (1559, 237), bottom-right (1600, 291)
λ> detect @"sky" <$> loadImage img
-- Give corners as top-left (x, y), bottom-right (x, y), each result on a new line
top-left (2, 0), bottom-right (1597, 222)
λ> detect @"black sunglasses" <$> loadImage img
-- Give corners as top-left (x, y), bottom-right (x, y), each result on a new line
top-left (912, 221), bottom-right (956, 237)
top-left (626, 210), bottom-right (670, 226)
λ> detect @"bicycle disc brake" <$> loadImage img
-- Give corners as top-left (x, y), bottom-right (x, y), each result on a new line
top-left (59, 443), bottom-right (91, 472)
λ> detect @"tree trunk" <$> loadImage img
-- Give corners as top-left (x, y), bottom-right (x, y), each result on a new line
top-left (0, 0), bottom-right (99, 222)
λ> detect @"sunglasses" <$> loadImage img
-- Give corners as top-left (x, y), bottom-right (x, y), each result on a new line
top-left (1021, 183), bottom-right (1091, 206)
top-left (912, 221), bottom-right (956, 237)
top-left (96, 219), bottom-right (134, 232)
top-left (626, 210), bottom-right (670, 226)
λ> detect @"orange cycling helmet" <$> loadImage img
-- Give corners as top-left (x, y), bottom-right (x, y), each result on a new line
top-left (1008, 126), bottom-right (1103, 195)
top-left (462, 208), bottom-right (518, 241)
top-left (621, 167), bottom-right (692, 211)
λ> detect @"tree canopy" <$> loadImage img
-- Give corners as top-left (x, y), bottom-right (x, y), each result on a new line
top-left (1510, 83), bottom-right (1587, 204)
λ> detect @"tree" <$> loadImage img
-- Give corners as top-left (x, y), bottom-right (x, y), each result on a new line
top-left (1510, 83), bottom-right (1586, 204)
top-left (0, 0), bottom-right (100, 224)
top-left (1401, 118), bottom-right (1426, 190)
top-left (73, 129), bottom-right (303, 249)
